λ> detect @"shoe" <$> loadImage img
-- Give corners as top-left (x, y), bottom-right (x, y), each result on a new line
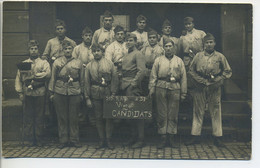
top-left (96, 140), bottom-right (105, 149)
top-left (213, 137), bottom-right (225, 147)
top-left (57, 143), bottom-right (67, 149)
top-left (169, 134), bottom-right (179, 148)
top-left (131, 140), bottom-right (144, 148)
top-left (157, 135), bottom-right (167, 149)
top-left (107, 139), bottom-right (114, 150)
top-left (71, 142), bottom-right (82, 148)
top-left (185, 135), bottom-right (200, 146)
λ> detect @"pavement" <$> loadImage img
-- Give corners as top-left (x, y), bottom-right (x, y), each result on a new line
top-left (2, 141), bottom-right (251, 160)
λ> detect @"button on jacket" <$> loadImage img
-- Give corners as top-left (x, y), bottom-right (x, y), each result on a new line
top-left (72, 42), bottom-right (94, 65)
top-left (15, 57), bottom-right (51, 96)
top-left (149, 55), bottom-right (187, 97)
top-left (84, 57), bottom-right (118, 100)
top-left (48, 56), bottom-right (83, 96)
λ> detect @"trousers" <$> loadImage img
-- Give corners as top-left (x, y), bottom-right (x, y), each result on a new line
top-left (155, 87), bottom-right (180, 135)
top-left (191, 86), bottom-right (222, 137)
top-left (53, 93), bottom-right (81, 143)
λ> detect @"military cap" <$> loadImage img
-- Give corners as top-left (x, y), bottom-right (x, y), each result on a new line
top-left (54, 19), bottom-right (66, 28)
top-left (184, 17), bottom-right (194, 24)
top-left (91, 43), bottom-right (105, 53)
top-left (148, 29), bottom-right (158, 37)
top-left (136, 15), bottom-right (147, 22)
top-left (62, 40), bottom-right (75, 49)
top-left (163, 37), bottom-right (174, 46)
top-left (28, 40), bottom-right (39, 49)
top-left (17, 62), bottom-right (32, 71)
top-left (162, 19), bottom-right (172, 28)
top-left (114, 25), bottom-right (124, 34)
top-left (203, 33), bottom-right (215, 42)
top-left (125, 32), bottom-right (137, 41)
top-left (103, 10), bottom-right (114, 19)
top-left (82, 26), bottom-right (93, 35)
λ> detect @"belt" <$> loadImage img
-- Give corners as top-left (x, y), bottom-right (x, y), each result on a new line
top-left (158, 77), bottom-right (179, 83)
top-left (57, 77), bottom-right (80, 83)
top-left (197, 72), bottom-right (222, 80)
top-left (122, 73), bottom-right (136, 78)
top-left (91, 80), bottom-right (110, 87)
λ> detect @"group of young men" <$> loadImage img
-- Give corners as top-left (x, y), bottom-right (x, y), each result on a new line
top-left (15, 10), bottom-right (232, 150)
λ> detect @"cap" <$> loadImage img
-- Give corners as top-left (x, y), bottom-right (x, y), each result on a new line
top-left (148, 29), bottom-right (158, 37)
top-left (162, 19), bottom-right (172, 28)
top-left (62, 40), bottom-right (74, 49)
top-left (114, 25), bottom-right (124, 34)
top-left (91, 43), bottom-right (105, 53)
top-left (82, 26), bottom-right (93, 35)
top-left (203, 33), bottom-right (215, 42)
top-left (125, 32), bottom-right (137, 41)
top-left (163, 37), bottom-right (174, 46)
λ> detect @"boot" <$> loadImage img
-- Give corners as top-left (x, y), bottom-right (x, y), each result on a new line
top-left (185, 135), bottom-right (200, 145)
top-left (106, 139), bottom-right (114, 150)
top-left (213, 136), bottom-right (225, 147)
top-left (157, 135), bottom-right (167, 149)
top-left (169, 134), bottom-right (179, 148)
top-left (96, 139), bottom-right (105, 149)
top-left (131, 139), bottom-right (144, 148)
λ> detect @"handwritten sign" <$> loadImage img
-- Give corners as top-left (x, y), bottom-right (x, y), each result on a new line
top-left (103, 96), bottom-right (152, 119)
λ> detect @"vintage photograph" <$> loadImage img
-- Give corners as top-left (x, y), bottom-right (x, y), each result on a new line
top-left (2, 1), bottom-right (252, 161)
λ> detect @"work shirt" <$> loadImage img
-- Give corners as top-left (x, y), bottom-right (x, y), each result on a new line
top-left (105, 41), bottom-right (128, 63)
top-left (132, 30), bottom-right (149, 48)
top-left (84, 57), bottom-right (118, 100)
top-left (92, 27), bottom-right (114, 49)
top-left (121, 48), bottom-right (146, 90)
top-left (42, 36), bottom-right (76, 62)
top-left (48, 56), bottom-right (83, 96)
top-left (72, 42), bottom-right (94, 65)
top-left (179, 28), bottom-right (206, 55)
top-left (149, 55), bottom-right (187, 97)
top-left (141, 44), bottom-right (164, 76)
top-left (15, 57), bottom-right (51, 96)
top-left (189, 50), bottom-right (232, 86)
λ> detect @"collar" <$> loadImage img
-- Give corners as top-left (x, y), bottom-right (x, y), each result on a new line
top-left (128, 47), bottom-right (136, 53)
top-left (164, 54), bottom-right (174, 60)
top-left (204, 50), bottom-right (216, 56)
top-left (102, 27), bottom-right (112, 32)
top-left (82, 42), bottom-right (91, 49)
top-left (187, 28), bottom-right (195, 34)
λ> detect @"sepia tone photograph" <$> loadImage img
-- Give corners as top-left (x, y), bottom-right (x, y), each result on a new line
top-left (1, 0), bottom-right (253, 163)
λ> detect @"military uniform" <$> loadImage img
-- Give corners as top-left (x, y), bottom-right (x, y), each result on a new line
top-left (48, 56), bottom-right (83, 145)
top-left (84, 57), bottom-right (118, 145)
top-left (159, 36), bottom-right (179, 56)
top-left (132, 30), bottom-right (149, 50)
top-left (15, 58), bottom-right (51, 143)
top-left (92, 27), bottom-right (115, 49)
top-left (189, 50), bottom-right (232, 137)
top-left (149, 55), bottom-right (187, 135)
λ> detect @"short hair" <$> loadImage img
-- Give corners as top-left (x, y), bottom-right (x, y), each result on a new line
top-left (91, 43), bottom-right (105, 53)
top-left (184, 17), bottom-right (194, 24)
top-left (203, 33), bottom-right (216, 43)
top-left (136, 15), bottom-right (147, 23)
top-left (114, 25), bottom-right (124, 34)
top-left (82, 26), bottom-right (93, 36)
top-left (125, 32), bottom-right (137, 41)
top-left (28, 40), bottom-right (39, 49)
top-left (103, 10), bottom-right (114, 20)
top-left (62, 40), bottom-right (74, 49)
top-left (55, 19), bottom-right (66, 29)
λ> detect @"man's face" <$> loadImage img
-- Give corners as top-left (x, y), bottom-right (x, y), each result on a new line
top-left (55, 25), bottom-right (66, 37)
top-left (137, 20), bottom-right (146, 30)
top-left (63, 46), bottom-right (73, 57)
top-left (148, 34), bottom-right (158, 46)
top-left (92, 48), bottom-right (103, 60)
top-left (29, 46), bottom-right (39, 57)
top-left (162, 26), bottom-right (172, 35)
top-left (126, 38), bottom-right (136, 49)
top-left (103, 17), bottom-right (113, 30)
top-left (164, 42), bottom-right (175, 56)
top-left (185, 22), bottom-right (194, 32)
top-left (82, 33), bottom-right (92, 44)
top-left (204, 39), bottom-right (216, 52)
top-left (115, 31), bottom-right (125, 43)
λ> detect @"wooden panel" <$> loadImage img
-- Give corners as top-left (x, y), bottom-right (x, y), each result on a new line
top-left (2, 56), bottom-right (28, 79)
top-left (3, 33), bottom-right (29, 55)
top-left (3, 11), bottom-right (29, 32)
top-left (3, 1), bottom-right (29, 11)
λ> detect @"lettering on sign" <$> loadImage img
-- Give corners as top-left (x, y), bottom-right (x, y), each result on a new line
top-left (103, 96), bottom-right (152, 119)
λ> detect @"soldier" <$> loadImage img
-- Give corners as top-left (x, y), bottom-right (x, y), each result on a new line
top-left (84, 44), bottom-right (118, 149)
top-left (120, 33), bottom-right (146, 148)
top-left (186, 33), bottom-right (232, 147)
top-left (105, 25), bottom-right (128, 90)
top-left (92, 10), bottom-right (115, 50)
top-left (15, 40), bottom-right (51, 146)
top-left (159, 19), bottom-right (179, 56)
top-left (132, 15), bottom-right (149, 50)
top-left (149, 38), bottom-right (187, 148)
top-left (72, 26), bottom-right (94, 123)
top-left (48, 40), bottom-right (83, 148)
top-left (141, 29), bottom-right (164, 96)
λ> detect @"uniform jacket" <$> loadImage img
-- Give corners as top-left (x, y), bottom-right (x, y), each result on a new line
top-left (92, 27), bottom-right (114, 49)
top-left (132, 30), bottom-right (149, 47)
top-left (121, 48), bottom-right (146, 90)
top-left (42, 36), bottom-right (76, 61)
top-left (189, 50), bottom-right (232, 87)
top-left (15, 57), bottom-right (51, 96)
top-left (84, 57), bottom-right (118, 100)
top-left (105, 41), bottom-right (128, 63)
top-left (72, 42), bottom-right (94, 65)
top-left (149, 55), bottom-right (187, 97)
top-left (48, 56), bottom-right (83, 96)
